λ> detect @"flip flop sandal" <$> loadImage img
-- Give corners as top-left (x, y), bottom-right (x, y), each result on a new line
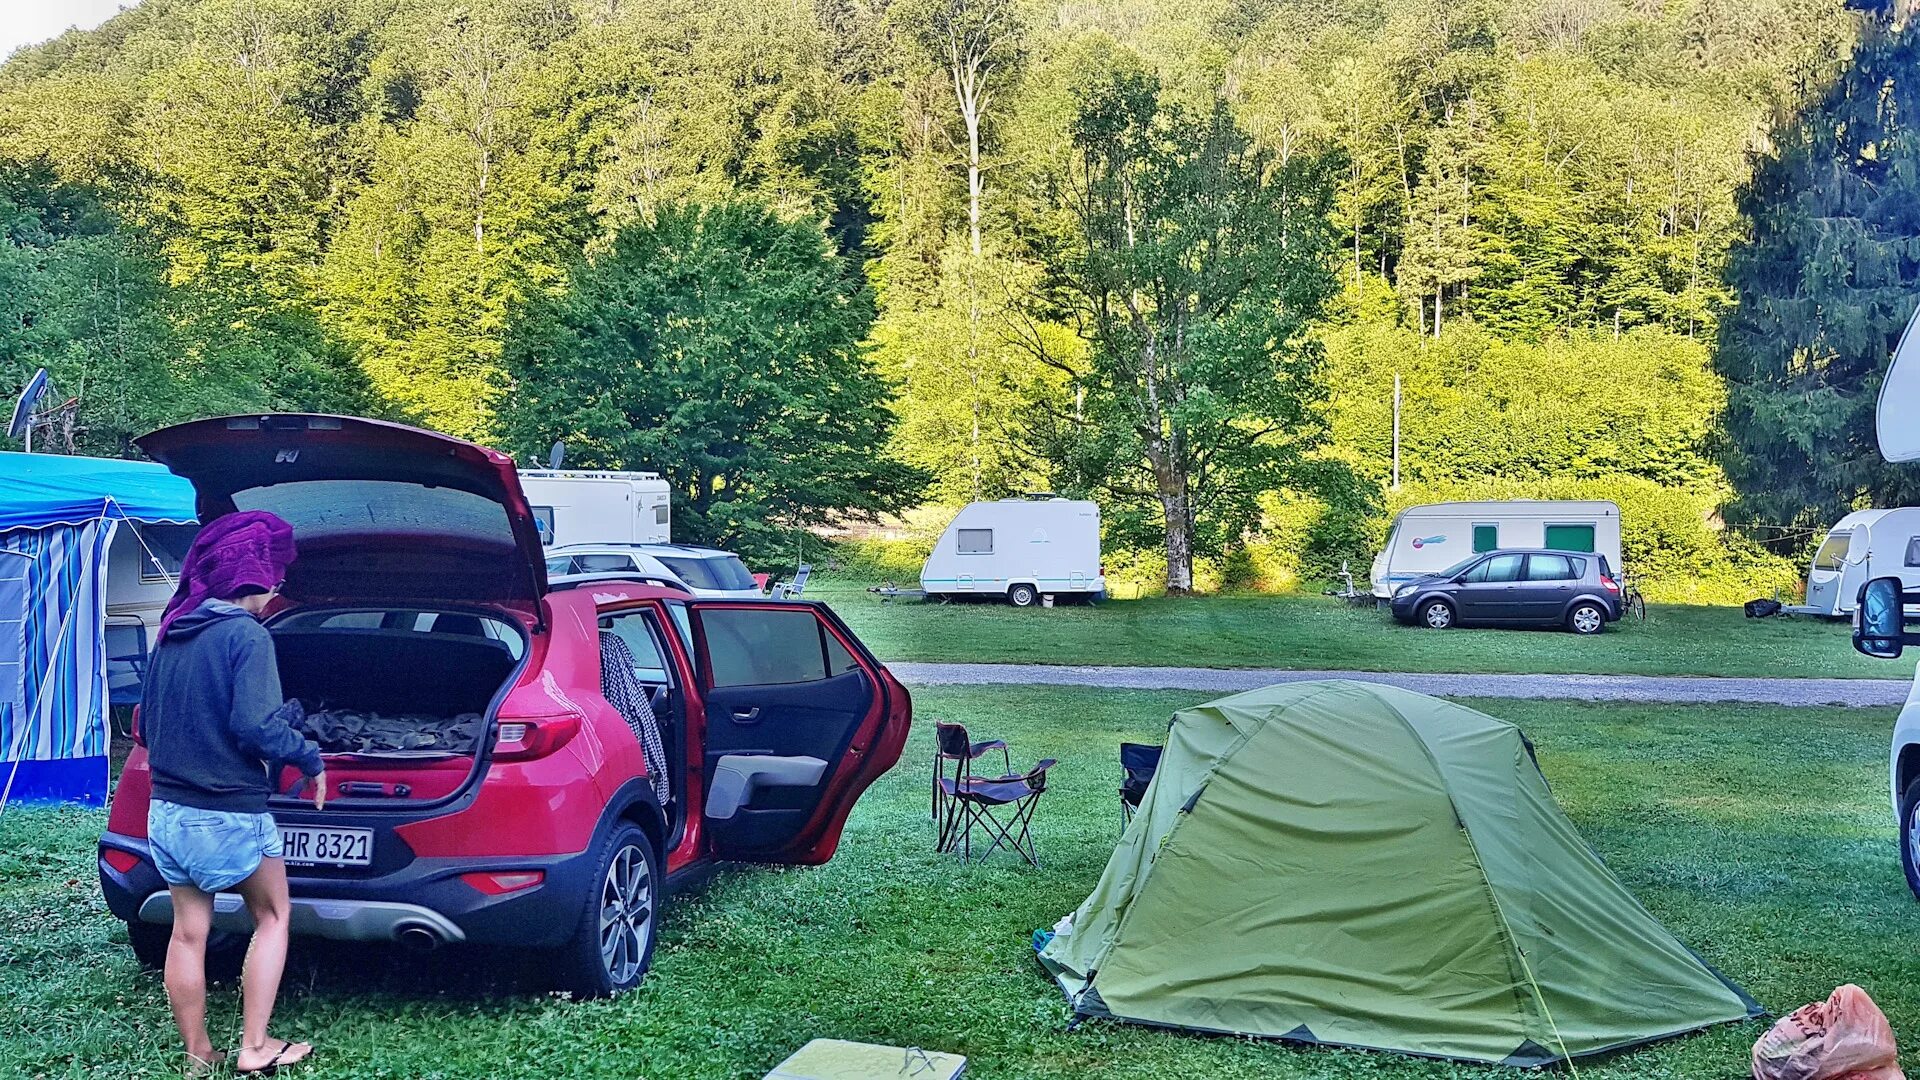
top-left (236, 1039), bottom-right (308, 1076)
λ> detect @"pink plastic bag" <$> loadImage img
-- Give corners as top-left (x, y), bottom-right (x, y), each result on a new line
top-left (1753, 985), bottom-right (1905, 1080)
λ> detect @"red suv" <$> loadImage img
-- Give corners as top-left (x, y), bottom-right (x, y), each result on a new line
top-left (98, 415), bottom-right (911, 995)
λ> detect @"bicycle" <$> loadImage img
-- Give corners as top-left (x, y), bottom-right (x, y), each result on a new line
top-left (1618, 570), bottom-right (1648, 622)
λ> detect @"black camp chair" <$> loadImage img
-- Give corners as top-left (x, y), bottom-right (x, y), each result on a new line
top-left (940, 758), bottom-right (1057, 866)
top-left (931, 720), bottom-right (1012, 832)
top-left (1119, 742), bottom-right (1162, 826)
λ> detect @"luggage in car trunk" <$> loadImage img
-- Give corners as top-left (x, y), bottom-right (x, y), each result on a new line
top-left (267, 612), bottom-right (524, 803)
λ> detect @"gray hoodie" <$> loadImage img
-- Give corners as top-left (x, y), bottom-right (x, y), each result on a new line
top-left (141, 600), bottom-right (323, 814)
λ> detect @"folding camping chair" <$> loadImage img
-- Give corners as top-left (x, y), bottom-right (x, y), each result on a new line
top-left (940, 757), bottom-right (1057, 867)
top-left (1119, 742), bottom-right (1162, 827)
top-left (773, 564), bottom-right (813, 599)
top-left (931, 721), bottom-right (1012, 833)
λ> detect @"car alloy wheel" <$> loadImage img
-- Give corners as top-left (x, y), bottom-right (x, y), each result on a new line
top-left (1570, 604), bottom-right (1605, 635)
top-left (1906, 795), bottom-right (1920, 900)
top-left (598, 843), bottom-right (654, 987)
top-left (1421, 600), bottom-right (1453, 629)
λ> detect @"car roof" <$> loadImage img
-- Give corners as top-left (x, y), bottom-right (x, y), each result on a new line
top-left (1475, 548), bottom-right (1602, 559)
top-left (547, 573), bottom-right (693, 597)
top-left (547, 543), bottom-right (737, 558)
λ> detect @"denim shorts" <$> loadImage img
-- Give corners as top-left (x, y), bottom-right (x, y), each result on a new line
top-left (148, 800), bottom-right (283, 894)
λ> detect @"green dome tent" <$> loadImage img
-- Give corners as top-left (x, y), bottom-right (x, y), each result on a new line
top-left (1037, 681), bottom-right (1760, 1067)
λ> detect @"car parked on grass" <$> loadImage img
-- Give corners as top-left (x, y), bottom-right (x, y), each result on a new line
top-left (97, 415), bottom-right (912, 996)
top-left (1388, 548), bottom-right (1622, 634)
top-left (546, 543), bottom-right (763, 599)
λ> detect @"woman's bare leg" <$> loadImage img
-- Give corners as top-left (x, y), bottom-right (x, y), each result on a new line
top-left (232, 857), bottom-right (311, 1071)
top-left (164, 886), bottom-right (217, 1063)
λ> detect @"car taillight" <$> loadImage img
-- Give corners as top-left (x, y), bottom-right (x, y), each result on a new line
top-left (492, 715), bottom-right (581, 761)
top-left (101, 849), bottom-right (141, 874)
top-left (1601, 576), bottom-right (1620, 593)
top-left (460, 870), bottom-right (545, 895)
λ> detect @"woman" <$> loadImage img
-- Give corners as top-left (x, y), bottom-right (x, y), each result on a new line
top-left (141, 510), bottom-right (325, 1075)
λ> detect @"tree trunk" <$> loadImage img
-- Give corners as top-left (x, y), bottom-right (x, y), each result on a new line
top-left (1156, 461), bottom-right (1194, 594)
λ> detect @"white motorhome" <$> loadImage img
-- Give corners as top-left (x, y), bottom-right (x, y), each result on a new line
top-left (519, 470), bottom-right (671, 548)
top-left (921, 497), bottom-right (1105, 607)
top-left (1790, 508), bottom-right (1920, 618)
top-left (1371, 500), bottom-right (1623, 598)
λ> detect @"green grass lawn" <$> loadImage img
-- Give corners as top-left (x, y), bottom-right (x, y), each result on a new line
top-left (812, 582), bottom-right (1919, 680)
top-left (6, 685), bottom-right (1920, 1078)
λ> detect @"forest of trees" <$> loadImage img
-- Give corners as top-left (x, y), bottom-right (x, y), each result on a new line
top-left (0, 0), bottom-right (1909, 597)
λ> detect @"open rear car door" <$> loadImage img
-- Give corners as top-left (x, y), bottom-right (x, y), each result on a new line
top-left (688, 601), bottom-right (909, 864)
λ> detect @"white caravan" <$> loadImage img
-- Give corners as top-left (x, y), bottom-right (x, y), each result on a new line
top-left (1371, 500), bottom-right (1623, 598)
top-left (519, 470), bottom-right (671, 548)
top-left (1790, 508), bottom-right (1920, 618)
top-left (920, 497), bottom-right (1105, 607)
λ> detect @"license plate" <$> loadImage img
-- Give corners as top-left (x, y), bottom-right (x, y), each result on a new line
top-left (281, 825), bottom-right (373, 867)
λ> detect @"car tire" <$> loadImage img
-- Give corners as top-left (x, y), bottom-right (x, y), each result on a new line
top-left (127, 920), bottom-right (171, 969)
top-left (1900, 780), bottom-right (1920, 902)
top-left (1008, 584), bottom-right (1038, 608)
top-left (1568, 602), bottom-right (1607, 635)
top-left (1417, 599), bottom-right (1455, 629)
top-left (556, 824), bottom-right (659, 998)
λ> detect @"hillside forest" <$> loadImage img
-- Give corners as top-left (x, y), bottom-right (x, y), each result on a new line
top-left (3, 0), bottom-right (1919, 599)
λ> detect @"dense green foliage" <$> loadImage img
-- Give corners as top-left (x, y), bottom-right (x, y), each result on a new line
top-left (8, 691), bottom-right (1920, 1076)
top-left (0, 0), bottom-right (1883, 592)
top-left (502, 203), bottom-right (925, 554)
top-left (1717, 7), bottom-right (1920, 544)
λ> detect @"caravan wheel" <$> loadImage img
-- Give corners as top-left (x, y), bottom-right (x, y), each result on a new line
top-left (1008, 584), bottom-right (1039, 608)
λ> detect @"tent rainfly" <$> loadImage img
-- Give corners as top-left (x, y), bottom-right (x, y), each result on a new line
top-left (1037, 680), bottom-right (1762, 1068)
top-left (0, 452), bottom-right (196, 805)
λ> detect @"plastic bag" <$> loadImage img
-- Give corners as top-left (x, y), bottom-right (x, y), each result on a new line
top-left (1753, 985), bottom-right (1905, 1080)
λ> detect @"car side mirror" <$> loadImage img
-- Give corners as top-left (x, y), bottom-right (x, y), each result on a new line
top-left (1853, 576), bottom-right (1920, 658)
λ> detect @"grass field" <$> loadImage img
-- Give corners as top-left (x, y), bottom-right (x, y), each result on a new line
top-left (812, 583), bottom-right (1919, 680)
top-left (6, 685), bottom-right (1920, 1078)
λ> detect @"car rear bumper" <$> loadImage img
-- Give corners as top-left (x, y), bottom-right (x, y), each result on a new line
top-left (99, 831), bottom-right (598, 949)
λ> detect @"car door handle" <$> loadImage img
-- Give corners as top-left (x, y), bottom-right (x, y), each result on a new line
top-left (731, 706), bottom-right (762, 722)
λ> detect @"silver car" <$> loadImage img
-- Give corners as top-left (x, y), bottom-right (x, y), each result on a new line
top-left (544, 543), bottom-right (764, 599)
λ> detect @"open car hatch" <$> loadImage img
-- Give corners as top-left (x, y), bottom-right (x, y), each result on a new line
top-left (136, 415), bottom-right (547, 613)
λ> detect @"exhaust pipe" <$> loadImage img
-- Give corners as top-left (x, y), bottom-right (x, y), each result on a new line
top-left (395, 924), bottom-right (443, 953)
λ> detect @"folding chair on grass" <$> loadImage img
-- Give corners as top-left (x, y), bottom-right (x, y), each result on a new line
top-left (1119, 742), bottom-right (1162, 827)
top-left (940, 758), bottom-right (1057, 867)
top-left (931, 721), bottom-right (1012, 831)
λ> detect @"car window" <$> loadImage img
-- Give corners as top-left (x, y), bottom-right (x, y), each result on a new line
top-left (1480, 554), bottom-right (1525, 583)
top-left (600, 610), bottom-right (671, 684)
top-left (957, 528), bottom-right (993, 554)
top-left (1525, 554), bottom-right (1580, 581)
top-left (232, 480), bottom-right (510, 544)
top-left (1459, 558), bottom-right (1492, 583)
top-left (576, 553), bottom-right (637, 573)
top-left (1438, 555), bottom-right (1482, 580)
top-left (272, 608), bottom-right (525, 659)
top-left (701, 607), bottom-right (850, 687)
top-left (546, 556), bottom-right (574, 575)
top-left (665, 601), bottom-right (693, 653)
top-left (657, 555), bottom-right (755, 591)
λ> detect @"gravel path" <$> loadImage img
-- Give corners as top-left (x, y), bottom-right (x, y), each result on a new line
top-left (891, 662), bottom-right (1914, 708)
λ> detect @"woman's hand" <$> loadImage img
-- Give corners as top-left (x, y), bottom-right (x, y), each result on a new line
top-left (312, 770), bottom-right (327, 811)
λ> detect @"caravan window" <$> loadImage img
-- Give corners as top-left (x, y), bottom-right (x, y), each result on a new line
top-left (1813, 531), bottom-right (1852, 571)
top-left (532, 506), bottom-right (556, 545)
top-left (1472, 524), bottom-right (1498, 553)
top-left (135, 524), bottom-right (200, 585)
top-left (1906, 536), bottom-right (1920, 568)
top-left (1543, 524), bottom-right (1596, 553)
top-left (653, 504), bottom-right (670, 525)
top-left (957, 529), bottom-right (993, 555)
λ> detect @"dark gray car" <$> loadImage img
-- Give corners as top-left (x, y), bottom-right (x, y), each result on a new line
top-left (1388, 549), bottom-right (1622, 634)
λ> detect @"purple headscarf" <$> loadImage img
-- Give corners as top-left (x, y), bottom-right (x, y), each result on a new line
top-left (157, 510), bottom-right (298, 641)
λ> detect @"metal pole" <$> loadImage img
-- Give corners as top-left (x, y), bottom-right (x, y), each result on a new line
top-left (1391, 371), bottom-right (1401, 490)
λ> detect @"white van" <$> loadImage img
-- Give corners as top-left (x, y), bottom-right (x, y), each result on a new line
top-left (1790, 508), bottom-right (1920, 618)
top-left (519, 470), bottom-right (671, 548)
top-left (1371, 500), bottom-right (1623, 598)
top-left (921, 497), bottom-right (1105, 607)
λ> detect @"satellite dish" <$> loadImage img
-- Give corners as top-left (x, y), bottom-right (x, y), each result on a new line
top-left (8, 368), bottom-right (49, 442)
top-left (1881, 302), bottom-right (1920, 463)
top-left (548, 441), bottom-right (566, 471)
